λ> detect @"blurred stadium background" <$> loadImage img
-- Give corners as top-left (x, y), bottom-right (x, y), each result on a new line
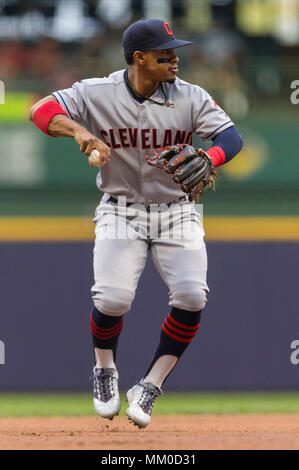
top-left (0, 0), bottom-right (299, 413)
top-left (1, 0), bottom-right (299, 215)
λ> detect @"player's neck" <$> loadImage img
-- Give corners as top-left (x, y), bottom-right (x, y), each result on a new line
top-left (127, 67), bottom-right (160, 98)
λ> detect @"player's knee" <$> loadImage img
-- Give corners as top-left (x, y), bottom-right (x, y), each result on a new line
top-left (92, 286), bottom-right (134, 316)
top-left (172, 286), bottom-right (208, 312)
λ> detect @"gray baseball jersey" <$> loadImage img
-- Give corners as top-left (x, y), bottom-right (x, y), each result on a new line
top-left (53, 69), bottom-right (233, 205)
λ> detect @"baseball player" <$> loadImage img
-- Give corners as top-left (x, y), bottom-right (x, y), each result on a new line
top-left (30, 18), bottom-right (242, 429)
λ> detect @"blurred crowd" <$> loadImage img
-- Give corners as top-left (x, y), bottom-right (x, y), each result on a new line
top-left (0, 0), bottom-right (298, 116)
top-left (0, 29), bottom-right (247, 91)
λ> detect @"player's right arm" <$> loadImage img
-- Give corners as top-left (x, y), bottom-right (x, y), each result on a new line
top-left (29, 95), bottom-right (111, 165)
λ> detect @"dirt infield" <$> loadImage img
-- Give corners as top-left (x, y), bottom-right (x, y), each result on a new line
top-left (1, 414), bottom-right (299, 450)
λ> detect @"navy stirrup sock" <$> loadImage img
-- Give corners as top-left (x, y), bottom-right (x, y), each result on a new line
top-left (90, 307), bottom-right (124, 361)
top-left (144, 306), bottom-right (202, 378)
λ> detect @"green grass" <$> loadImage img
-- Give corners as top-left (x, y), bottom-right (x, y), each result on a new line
top-left (0, 392), bottom-right (299, 417)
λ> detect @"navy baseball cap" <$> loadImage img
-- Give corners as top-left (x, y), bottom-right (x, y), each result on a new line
top-left (122, 18), bottom-right (192, 54)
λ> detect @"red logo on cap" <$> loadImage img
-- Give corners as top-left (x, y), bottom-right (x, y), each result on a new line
top-left (163, 22), bottom-right (173, 36)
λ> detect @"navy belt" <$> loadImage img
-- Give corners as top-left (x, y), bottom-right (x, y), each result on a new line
top-left (107, 195), bottom-right (186, 210)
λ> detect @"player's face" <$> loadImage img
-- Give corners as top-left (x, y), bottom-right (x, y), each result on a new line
top-left (142, 49), bottom-right (179, 83)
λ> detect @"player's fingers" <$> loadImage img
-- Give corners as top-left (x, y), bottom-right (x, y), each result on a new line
top-left (103, 147), bottom-right (111, 160)
top-left (93, 151), bottom-right (110, 165)
top-left (79, 141), bottom-right (88, 153)
top-left (84, 140), bottom-right (109, 157)
top-left (97, 141), bottom-right (111, 158)
top-left (93, 150), bottom-right (109, 163)
top-left (94, 145), bottom-right (111, 162)
top-left (83, 143), bottom-right (92, 155)
top-left (83, 138), bottom-right (99, 155)
top-left (101, 151), bottom-right (111, 162)
top-left (88, 148), bottom-right (111, 168)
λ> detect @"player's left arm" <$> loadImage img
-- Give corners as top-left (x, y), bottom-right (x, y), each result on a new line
top-left (192, 87), bottom-right (243, 168)
top-left (205, 125), bottom-right (243, 168)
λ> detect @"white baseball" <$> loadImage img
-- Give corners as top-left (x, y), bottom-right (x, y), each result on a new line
top-left (88, 149), bottom-right (102, 167)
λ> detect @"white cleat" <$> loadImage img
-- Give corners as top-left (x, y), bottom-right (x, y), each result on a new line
top-left (91, 367), bottom-right (120, 420)
top-left (126, 381), bottom-right (162, 429)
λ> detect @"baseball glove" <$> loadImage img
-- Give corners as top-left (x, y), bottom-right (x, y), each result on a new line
top-left (146, 144), bottom-right (217, 202)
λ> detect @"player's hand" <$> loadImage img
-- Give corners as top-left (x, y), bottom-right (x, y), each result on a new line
top-left (74, 127), bottom-right (111, 167)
